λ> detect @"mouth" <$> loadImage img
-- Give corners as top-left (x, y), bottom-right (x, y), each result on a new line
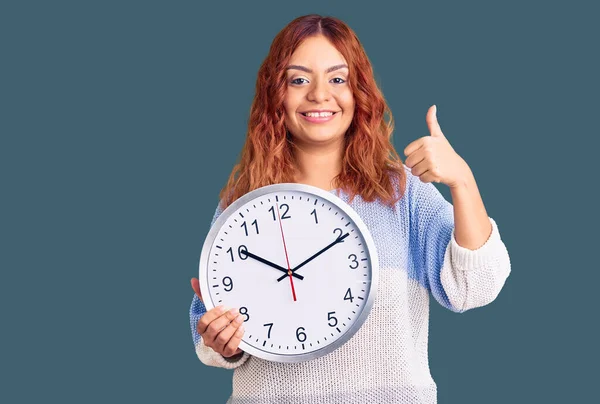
top-left (300, 111), bottom-right (340, 117)
top-left (298, 111), bottom-right (339, 123)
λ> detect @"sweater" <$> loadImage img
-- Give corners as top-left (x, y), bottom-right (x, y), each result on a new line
top-left (189, 166), bottom-right (511, 404)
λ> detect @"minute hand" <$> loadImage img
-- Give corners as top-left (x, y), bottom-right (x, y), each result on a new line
top-left (276, 232), bottom-right (349, 282)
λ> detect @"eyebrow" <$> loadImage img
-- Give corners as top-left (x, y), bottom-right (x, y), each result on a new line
top-left (286, 64), bottom-right (348, 74)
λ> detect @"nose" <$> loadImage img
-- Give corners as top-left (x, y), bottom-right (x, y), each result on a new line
top-left (307, 78), bottom-right (331, 103)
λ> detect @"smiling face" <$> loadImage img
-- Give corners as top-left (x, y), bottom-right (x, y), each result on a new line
top-left (283, 35), bottom-right (355, 151)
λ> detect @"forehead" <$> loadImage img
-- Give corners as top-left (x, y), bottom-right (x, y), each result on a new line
top-left (288, 35), bottom-right (347, 68)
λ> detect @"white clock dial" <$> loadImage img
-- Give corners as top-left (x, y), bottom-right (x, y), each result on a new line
top-left (199, 183), bottom-right (378, 363)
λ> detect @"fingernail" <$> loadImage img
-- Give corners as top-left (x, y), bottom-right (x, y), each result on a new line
top-left (235, 314), bottom-right (244, 323)
top-left (229, 308), bottom-right (239, 315)
top-left (221, 306), bottom-right (231, 313)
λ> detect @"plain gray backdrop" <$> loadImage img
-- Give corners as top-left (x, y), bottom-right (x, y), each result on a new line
top-left (1, 1), bottom-right (598, 403)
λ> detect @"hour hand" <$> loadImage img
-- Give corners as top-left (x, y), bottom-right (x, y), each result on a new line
top-left (242, 249), bottom-right (304, 280)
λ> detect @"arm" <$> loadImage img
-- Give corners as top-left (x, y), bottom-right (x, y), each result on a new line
top-left (450, 167), bottom-right (492, 250)
top-left (408, 167), bottom-right (511, 313)
top-left (189, 200), bottom-right (250, 368)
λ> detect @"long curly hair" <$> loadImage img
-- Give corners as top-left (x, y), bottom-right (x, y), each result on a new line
top-left (219, 14), bottom-right (406, 209)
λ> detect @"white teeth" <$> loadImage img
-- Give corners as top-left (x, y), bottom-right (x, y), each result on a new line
top-left (305, 111), bottom-right (334, 117)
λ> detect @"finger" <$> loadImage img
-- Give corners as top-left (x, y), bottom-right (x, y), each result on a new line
top-left (404, 146), bottom-right (427, 170)
top-left (199, 307), bottom-right (240, 342)
top-left (223, 324), bottom-right (246, 358)
top-left (419, 170), bottom-right (438, 184)
top-left (196, 305), bottom-right (228, 335)
top-left (426, 105), bottom-right (444, 138)
top-left (410, 158), bottom-right (431, 178)
top-left (190, 278), bottom-right (203, 302)
top-left (214, 313), bottom-right (245, 354)
top-left (403, 137), bottom-right (425, 157)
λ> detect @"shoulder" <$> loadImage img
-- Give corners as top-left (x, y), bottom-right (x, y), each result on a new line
top-left (208, 198), bottom-right (227, 228)
top-left (399, 164), bottom-right (440, 202)
top-left (384, 164), bottom-right (418, 205)
top-left (400, 164), bottom-right (417, 193)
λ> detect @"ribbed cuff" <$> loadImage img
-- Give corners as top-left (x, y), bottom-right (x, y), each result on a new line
top-left (449, 217), bottom-right (502, 272)
top-left (196, 338), bottom-right (250, 369)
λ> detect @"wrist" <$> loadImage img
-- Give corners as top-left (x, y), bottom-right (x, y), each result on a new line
top-left (224, 351), bottom-right (244, 361)
top-left (449, 166), bottom-right (475, 191)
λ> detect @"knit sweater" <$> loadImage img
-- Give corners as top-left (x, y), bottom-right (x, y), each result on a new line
top-left (189, 166), bottom-right (511, 404)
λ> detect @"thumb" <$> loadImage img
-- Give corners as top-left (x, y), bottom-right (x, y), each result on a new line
top-left (190, 278), bottom-right (203, 302)
top-left (426, 105), bottom-right (444, 138)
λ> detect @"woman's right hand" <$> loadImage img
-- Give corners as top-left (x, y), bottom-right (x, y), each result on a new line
top-left (190, 278), bottom-right (245, 358)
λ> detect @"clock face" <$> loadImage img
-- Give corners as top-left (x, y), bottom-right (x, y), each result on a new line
top-left (199, 183), bottom-right (378, 363)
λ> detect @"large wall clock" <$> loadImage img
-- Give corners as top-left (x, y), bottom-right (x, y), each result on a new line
top-left (198, 183), bottom-right (378, 363)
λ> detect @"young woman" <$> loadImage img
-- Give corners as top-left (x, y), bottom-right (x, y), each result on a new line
top-left (189, 14), bottom-right (511, 404)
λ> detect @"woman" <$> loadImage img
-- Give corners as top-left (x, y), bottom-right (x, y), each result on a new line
top-left (189, 14), bottom-right (511, 404)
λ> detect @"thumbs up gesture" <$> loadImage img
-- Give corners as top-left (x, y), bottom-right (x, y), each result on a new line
top-left (403, 105), bottom-right (472, 188)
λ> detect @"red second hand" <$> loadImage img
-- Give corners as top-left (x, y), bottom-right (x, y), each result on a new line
top-left (275, 203), bottom-right (297, 301)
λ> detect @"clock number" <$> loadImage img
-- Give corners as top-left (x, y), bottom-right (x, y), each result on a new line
top-left (280, 204), bottom-right (291, 219)
top-left (296, 326), bottom-right (307, 342)
top-left (348, 254), bottom-right (359, 269)
top-left (264, 323), bottom-right (273, 339)
top-left (268, 206), bottom-right (275, 220)
top-left (344, 288), bottom-right (354, 303)
top-left (310, 209), bottom-right (318, 224)
top-left (238, 245), bottom-right (248, 260)
top-left (222, 276), bottom-right (233, 292)
top-left (327, 311), bottom-right (338, 327)
top-left (239, 307), bottom-right (250, 322)
top-left (227, 245), bottom-right (248, 261)
top-left (268, 204), bottom-right (291, 220)
top-left (241, 219), bottom-right (259, 236)
top-left (333, 228), bottom-right (343, 239)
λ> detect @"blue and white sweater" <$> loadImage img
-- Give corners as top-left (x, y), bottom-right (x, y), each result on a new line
top-left (190, 166), bottom-right (511, 404)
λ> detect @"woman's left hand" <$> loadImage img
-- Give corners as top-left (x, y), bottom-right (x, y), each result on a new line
top-left (403, 105), bottom-right (473, 189)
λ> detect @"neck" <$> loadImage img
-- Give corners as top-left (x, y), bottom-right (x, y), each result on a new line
top-left (292, 141), bottom-right (343, 192)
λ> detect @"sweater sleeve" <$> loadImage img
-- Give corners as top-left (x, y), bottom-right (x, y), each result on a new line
top-left (189, 200), bottom-right (251, 369)
top-left (407, 168), bottom-right (511, 313)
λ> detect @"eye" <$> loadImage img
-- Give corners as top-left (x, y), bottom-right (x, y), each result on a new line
top-left (290, 77), bottom-right (346, 85)
top-left (290, 78), bottom-right (308, 85)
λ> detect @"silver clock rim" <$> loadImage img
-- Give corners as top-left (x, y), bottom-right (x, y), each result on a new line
top-left (198, 183), bottom-right (379, 363)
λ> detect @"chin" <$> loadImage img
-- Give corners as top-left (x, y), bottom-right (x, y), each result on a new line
top-left (288, 124), bottom-right (348, 146)
top-left (305, 135), bottom-right (344, 145)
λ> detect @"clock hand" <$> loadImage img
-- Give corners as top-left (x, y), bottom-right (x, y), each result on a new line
top-left (276, 232), bottom-right (350, 282)
top-left (242, 250), bottom-right (304, 280)
top-left (276, 203), bottom-right (297, 301)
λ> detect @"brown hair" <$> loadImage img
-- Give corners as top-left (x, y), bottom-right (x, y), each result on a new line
top-left (219, 14), bottom-right (406, 209)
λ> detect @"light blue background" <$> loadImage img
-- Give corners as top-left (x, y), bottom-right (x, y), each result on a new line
top-left (1, 1), bottom-right (597, 402)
